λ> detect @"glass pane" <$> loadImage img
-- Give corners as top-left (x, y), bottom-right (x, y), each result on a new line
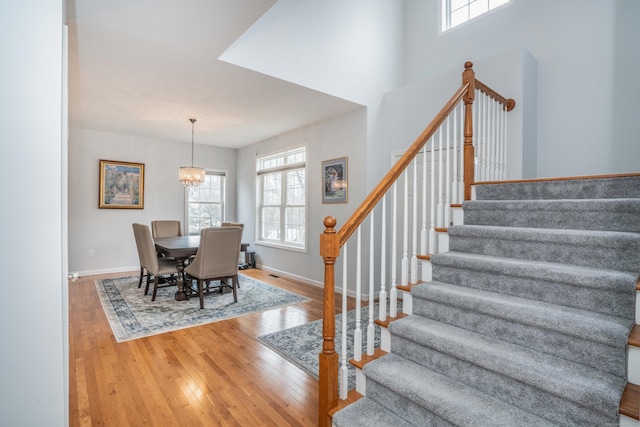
top-left (286, 169), bottom-right (305, 205)
top-left (450, 7), bottom-right (468, 27)
top-left (469, 0), bottom-right (487, 19)
top-left (285, 207), bottom-right (305, 244)
top-left (188, 202), bottom-right (222, 235)
top-left (489, 0), bottom-right (508, 8)
top-left (262, 173), bottom-right (282, 205)
top-left (451, 0), bottom-right (470, 12)
top-left (261, 207), bottom-right (280, 240)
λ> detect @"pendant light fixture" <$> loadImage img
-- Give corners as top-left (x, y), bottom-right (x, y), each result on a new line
top-left (178, 118), bottom-right (205, 188)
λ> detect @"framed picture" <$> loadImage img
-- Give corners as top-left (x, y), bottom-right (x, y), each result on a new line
top-left (321, 156), bottom-right (348, 204)
top-left (99, 159), bottom-right (145, 209)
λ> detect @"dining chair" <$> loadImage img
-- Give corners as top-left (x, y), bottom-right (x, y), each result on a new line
top-left (151, 220), bottom-right (182, 238)
top-left (184, 226), bottom-right (243, 309)
top-left (132, 223), bottom-right (179, 301)
top-left (221, 221), bottom-right (245, 284)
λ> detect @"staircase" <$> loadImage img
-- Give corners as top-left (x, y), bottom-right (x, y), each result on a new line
top-left (332, 175), bottom-right (640, 426)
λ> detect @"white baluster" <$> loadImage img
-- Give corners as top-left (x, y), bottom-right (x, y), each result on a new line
top-left (411, 158), bottom-right (418, 285)
top-left (390, 183), bottom-right (398, 317)
top-left (429, 136), bottom-right (436, 254)
top-left (339, 242), bottom-right (348, 400)
top-left (458, 103), bottom-right (465, 203)
top-left (354, 227), bottom-right (362, 362)
top-left (367, 212), bottom-right (375, 356)
top-left (401, 171), bottom-right (409, 286)
top-left (437, 128), bottom-right (444, 228)
top-left (421, 144), bottom-right (428, 256)
top-left (444, 115), bottom-right (451, 227)
top-left (378, 196), bottom-right (387, 321)
top-left (452, 105), bottom-right (459, 205)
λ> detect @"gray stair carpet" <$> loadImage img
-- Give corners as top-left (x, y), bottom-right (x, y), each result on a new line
top-left (333, 175), bottom-right (639, 427)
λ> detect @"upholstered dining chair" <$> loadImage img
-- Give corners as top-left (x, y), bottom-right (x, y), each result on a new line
top-left (151, 220), bottom-right (182, 238)
top-left (132, 223), bottom-right (179, 301)
top-left (221, 221), bottom-right (245, 284)
top-left (184, 226), bottom-right (243, 309)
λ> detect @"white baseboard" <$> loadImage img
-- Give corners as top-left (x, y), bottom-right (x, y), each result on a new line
top-left (256, 263), bottom-right (371, 301)
top-left (75, 266), bottom-right (138, 278)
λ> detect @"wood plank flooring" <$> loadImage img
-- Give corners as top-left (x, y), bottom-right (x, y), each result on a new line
top-left (69, 269), bottom-right (354, 427)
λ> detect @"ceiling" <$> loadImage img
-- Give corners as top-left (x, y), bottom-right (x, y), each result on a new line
top-left (66, 0), bottom-right (362, 148)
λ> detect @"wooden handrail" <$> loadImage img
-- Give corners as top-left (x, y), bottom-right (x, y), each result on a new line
top-left (337, 83), bottom-right (470, 246)
top-left (318, 61), bottom-right (515, 426)
top-left (475, 78), bottom-right (516, 111)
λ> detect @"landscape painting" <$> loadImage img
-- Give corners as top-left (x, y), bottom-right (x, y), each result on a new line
top-left (99, 160), bottom-right (145, 209)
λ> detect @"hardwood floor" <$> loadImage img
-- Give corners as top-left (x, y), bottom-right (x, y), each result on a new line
top-left (69, 269), bottom-right (353, 426)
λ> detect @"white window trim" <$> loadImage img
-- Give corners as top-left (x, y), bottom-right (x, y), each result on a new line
top-left (439, 0), bottom-right (512, 36)
top-left (255, 145), bottom-right (308, 253)
top-left (184, 169), bottom-right (227, 235)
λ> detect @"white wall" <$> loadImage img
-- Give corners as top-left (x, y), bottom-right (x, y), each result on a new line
top-left (0, 1), bottom-right (66, 426)
top-left (68, 128), bottom-right (237, 275)
top-left (237, 108), bottom-right (367, 285)
top-left (404, 0), bottom-right (637, 178)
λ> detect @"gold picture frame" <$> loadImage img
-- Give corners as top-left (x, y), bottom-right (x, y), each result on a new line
top-left (99, 159), bottom-right (145, 209)
top-left (321, 156), bottom-right (348, 203)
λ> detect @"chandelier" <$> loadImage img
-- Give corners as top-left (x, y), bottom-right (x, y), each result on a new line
top-left (179, 118), bottom-right (205, 188)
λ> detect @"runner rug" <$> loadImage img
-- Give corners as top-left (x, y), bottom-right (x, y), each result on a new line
top-left (95, 274), bottom-right (310, 342)
top-left (257, 303), bottom-right (396, 390)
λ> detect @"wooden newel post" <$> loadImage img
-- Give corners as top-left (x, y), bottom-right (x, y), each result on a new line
top-left (462, 61), bottom-right (476, 201)
top-left (319, 216), bottom-right (340, 427)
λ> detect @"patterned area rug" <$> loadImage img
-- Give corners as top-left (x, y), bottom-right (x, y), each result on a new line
top-left (95, 274), bottom-right (310, 342)
top-left (257, 304), bottom-right (389, 390)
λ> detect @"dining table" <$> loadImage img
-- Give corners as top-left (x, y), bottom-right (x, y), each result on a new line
top-left (154, 235), bottom-right (200, 301)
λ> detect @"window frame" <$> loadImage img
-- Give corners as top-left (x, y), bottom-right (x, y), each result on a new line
top-left (184, 170), bottom-right (227, 236)
top-left (439, 0), bottom-right (511, 35)
top-left (255, 145), bottom-right (308, 253)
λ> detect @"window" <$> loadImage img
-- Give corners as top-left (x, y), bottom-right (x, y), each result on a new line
top-left (186, 171), bottom-right (226, 235)
top-left (256, 146), bottom-right (306, 251)
top-left (441, 0), bottom-right (510, 32)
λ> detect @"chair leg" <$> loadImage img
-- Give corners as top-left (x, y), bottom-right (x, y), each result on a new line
top-left (144, 273), bottom-right (151, 295)
top-left (152, 276), bottom-right (159, 301)
top-left (231, 275), bottom-right (238, 303)
top-left (138, 267), bottom-right (144, 288)
top-left (199, 279), bottom-right (205, 309)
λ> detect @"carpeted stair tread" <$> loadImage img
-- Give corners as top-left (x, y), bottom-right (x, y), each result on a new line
top-left (388, 315), bottom-right (626, 417)
top-left (360, 353), bottom-right (560, 427)
top-left (473, 175), bottom-right (640, 200)
top-left (430, 251), bottom-right (637, 318)
top-left (332, 395), bottom-right (415, 427)
top-left (411, 281), bottom-right (632, 349)
top-left (448, 225), bottom-right (640, 271)
top-left (462, 198), bottom-right (640, 232)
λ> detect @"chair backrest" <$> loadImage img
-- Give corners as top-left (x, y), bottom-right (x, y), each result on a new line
top-left (221, 221), bottom-right (244, 254)
top-left (186, 226), bottom-right (242, 279)
top-left (151, 220), bottom-right (182, 239)
top-left (132, 223), bottom-right (159, 273)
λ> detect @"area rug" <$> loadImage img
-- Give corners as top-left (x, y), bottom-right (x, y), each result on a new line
top-left (257, 303), bottom-right (397, 390)
top-left (95, 274), bottom-right (310, 342)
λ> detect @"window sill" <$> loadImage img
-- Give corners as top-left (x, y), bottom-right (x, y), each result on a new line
top-left (255, 240), bottom-right (307, 254)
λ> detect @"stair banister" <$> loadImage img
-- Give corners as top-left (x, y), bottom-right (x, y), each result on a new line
top-left (319, 61), bottom-right (515, 426)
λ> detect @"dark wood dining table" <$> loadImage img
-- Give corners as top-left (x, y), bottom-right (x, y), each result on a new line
top-left (154, 235), bottom-right (200, 301)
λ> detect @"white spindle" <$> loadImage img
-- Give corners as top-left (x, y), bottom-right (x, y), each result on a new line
top-left (457, 103), bottom-right (464, 203)
top-left (401, 171), bottom-right (409, 286)
top-left (390, 183), bottom-right (398, 317)
top-left (502, 102), bottom-right (508, 180)
top-left (444, 115), bottom-right (451, 227)
top-left (378, 196), bottom-right (387, 321)
top-left (367, 212), bottom-right (375, 356)
top-left (429, 136), bottom-right (436, 254)
top-left (421, 144), bottom-right (428, 255)
top-left (339, 243), bottom-right (348, 400)
top-left (354, 227), bottom-right (362, 362)
top-left (411, 158), bottom-right (418, 284)
top-left (437, 128), bottom-right (444, 228)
